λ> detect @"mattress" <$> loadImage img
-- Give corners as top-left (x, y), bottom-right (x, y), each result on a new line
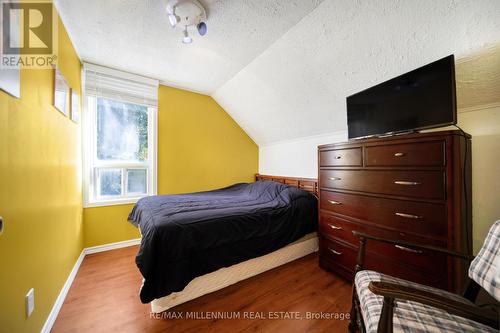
top-left (151, 232), bottom-right (318, 313)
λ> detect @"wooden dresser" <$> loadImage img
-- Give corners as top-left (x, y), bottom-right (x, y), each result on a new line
top-left (318, 130), bottom-right (472, 292)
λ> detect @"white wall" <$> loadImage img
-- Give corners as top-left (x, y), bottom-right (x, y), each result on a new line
top-left (259, 132), bottom-right (346, 178)
top-left (458, 107), bottom-right (500, 252)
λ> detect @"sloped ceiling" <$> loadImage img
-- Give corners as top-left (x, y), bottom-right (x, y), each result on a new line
top-left (56, 0), bottom-right (500, 145)
top-left (54, 0), bottom-right (325, 94)
top-left (213, 0), bottom-right (500, 144)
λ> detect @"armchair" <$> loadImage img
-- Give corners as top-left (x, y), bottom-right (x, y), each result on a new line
top-left (348, 221), bottom-right (500, 333)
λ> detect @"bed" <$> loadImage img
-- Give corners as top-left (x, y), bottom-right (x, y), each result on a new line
top-left (128, 174), bottom-right (318, 312)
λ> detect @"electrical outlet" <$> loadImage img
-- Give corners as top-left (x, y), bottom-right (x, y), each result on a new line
top-left (26, 288), bottom-right (34, 318)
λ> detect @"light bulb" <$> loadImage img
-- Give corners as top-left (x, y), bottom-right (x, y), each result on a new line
top-left (182, 27), bottom-right (192, 44)
top-left (168, 14), bottom-right (178, 27)
top-left (197, 22), bottom-right (207, 36)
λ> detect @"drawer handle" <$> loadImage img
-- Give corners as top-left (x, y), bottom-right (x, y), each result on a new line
top-left (394, 181), bottom-right (421, 186)
top-left (328, 200), bottom-right (342, 205)
top-left (328, 224), bottom-right (343, 230)
top-left (328, 248), bottom-right (342, 255)
top-left (395, 245), bottom-right (423, 254)
top-left (394, 152), bottom-right (405, 157)
top-left (395, 212), bottom-right (423, 219)
top-left (335, 155), bottom-right (342, 159)
top-left (329, 177), bottom-right (342, 181)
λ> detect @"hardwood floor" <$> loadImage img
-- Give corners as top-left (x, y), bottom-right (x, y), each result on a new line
top-left (52, 246), bottom-right (352, 333)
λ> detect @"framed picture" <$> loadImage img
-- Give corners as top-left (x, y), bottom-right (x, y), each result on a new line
top-left (0, 1), bottom-right (20, 98)
top-left (71, 89), bottom-right (80, 123)
top-left (54, 68), bottom-right (70, 116)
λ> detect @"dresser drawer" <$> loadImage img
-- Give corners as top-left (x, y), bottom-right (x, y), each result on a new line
top-left (319, 235), bottom-right (447, 289)
top-left (319, 212), bottom-right (447, 247)
top-left (320, 169), bottom-right (445, 199)
top-left (319, 237), bottom-right (358, 273)
top-left (365, 140), bottom-right (445, 167)
top-left (320, 191), bottom-right (447, 239)
top-left (366, 236), bottom-right (448, 276)
top-left (319, 147), bottom-right (362, 167)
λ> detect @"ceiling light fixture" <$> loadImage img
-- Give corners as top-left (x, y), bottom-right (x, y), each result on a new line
top-left (166, 0), bottom-right (207, 44)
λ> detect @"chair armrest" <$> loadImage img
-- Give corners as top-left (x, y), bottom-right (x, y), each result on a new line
top-left (352, 231), bottom-right (474, 261)
top-left (369, 281), bottom-right (499, 329)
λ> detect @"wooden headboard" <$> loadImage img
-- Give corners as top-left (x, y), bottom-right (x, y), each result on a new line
top-left (255, 174), bottom-right (318, 196)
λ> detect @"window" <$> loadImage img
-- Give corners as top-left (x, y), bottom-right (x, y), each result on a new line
top-left (83, 64), bottom-right (158, 207)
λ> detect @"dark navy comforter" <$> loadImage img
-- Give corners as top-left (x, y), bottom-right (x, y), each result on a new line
top-left (128, 180), bottom-right (317, 303)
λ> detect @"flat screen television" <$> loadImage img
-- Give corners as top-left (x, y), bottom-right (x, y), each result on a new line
top-left (346, 55), bottom-right (456, 139)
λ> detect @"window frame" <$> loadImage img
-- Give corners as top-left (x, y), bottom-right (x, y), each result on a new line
top-left (83, 95), bottom-right (157, 208)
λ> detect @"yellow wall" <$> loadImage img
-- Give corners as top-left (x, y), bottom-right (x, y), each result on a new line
top-left (0, 13), bottom-right (83, 333)
top-left (83, 85), bottom-right (258, 247)
top-left (83, 205), bottom-right (139, 247)
top-left (157, 86), bottom-right (258, 193)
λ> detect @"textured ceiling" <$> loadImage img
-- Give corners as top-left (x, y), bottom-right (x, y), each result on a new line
top-left (56, 0), bottom-right (500, 145)
top-left (54, 0), bottom-right (324, 94)
top-left (213, 0), bottom-right (500, 144)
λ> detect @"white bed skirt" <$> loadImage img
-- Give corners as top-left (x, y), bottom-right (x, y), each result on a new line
top-left (151, 232), bottom-right (319, 313)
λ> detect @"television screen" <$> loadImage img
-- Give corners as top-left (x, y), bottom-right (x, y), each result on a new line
top-left (346, 55), bottom-right (456, 139)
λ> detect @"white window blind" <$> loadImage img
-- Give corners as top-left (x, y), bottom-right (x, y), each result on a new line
top-left (84, 63), bottom-right (159, 107)
top-left (82, 63), bottom-right (159, 207)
